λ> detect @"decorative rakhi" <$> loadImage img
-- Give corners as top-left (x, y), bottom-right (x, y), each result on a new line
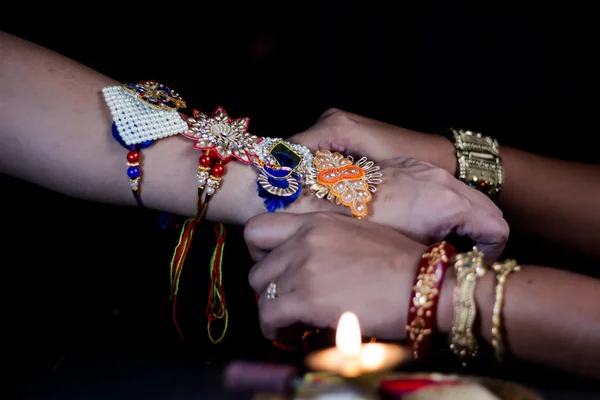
top-left (170, 106), bottom-right (262, 344)
top-left (104, 83), bottom-right (385, 345)
top-left (102, 80), bottom-right (188, 206)
top-left (183, 106), bottom-right (262, 197)
top-left (306, 149), bottom-right (382, 218)
top-left (252, 138), bottom-right (313, 212)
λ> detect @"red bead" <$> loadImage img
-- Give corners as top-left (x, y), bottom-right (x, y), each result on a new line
top-left (211, 164), bottom-right (225, 177)
top-left (199, 155), bottom-right (212, 167)
top-left (209, 149), bottom-right (220, 160)
top-left (127, 151), bottom-right (140, 163)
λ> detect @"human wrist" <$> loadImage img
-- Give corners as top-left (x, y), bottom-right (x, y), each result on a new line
top-left (436, 268), bottom-right (456, 335)
top-left (205, 161), bottom-right (265, 225)
top-left (427, 134), bottom-right (457, 176)
top-left (405, 241), bottom-right (456, 359)
top-left (436, 257), bottom-right (496, 338)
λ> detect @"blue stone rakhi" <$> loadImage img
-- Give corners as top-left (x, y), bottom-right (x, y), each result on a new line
top-left (102, 80), bottom-right (188, 206)
top-left (253, 138), bottom-right (313, 212)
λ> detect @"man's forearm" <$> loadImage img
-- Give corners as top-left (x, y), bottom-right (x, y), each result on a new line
top-left (438, 264), bottom-right (600, 379)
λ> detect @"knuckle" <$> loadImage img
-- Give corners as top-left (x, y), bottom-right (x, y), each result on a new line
top-left (317, 108), bottom-right (355, 133)
top-left (303, 224), bottom-right (332, 249)
top-left (441, 188), bottom-right (471, 214)
top-left (495, 216), bottom-right (510, 243)
top-left (247, 265), bottom-right (261, 291)
top-left (318, 107), bottom-right (347, 122)
top-left (243, 214), bottom-right (263, 245)
top-left (258, 312), bottom-right (276, 340)
top-left (302, 254), bottom-right (322, 277)
top-left (432, 167), bottom-right (459, 186)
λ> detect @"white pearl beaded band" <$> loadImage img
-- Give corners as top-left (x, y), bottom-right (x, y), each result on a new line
top-left (103, 85), bottom-right (188, 146)
top-left (102, 81), bottom-right (188, 210)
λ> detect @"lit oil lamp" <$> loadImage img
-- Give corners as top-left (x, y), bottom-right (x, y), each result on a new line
top-left (305, 312), bottom-right (406, 378)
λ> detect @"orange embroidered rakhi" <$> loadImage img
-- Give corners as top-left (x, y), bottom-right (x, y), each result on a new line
top-left (306, 149), bottom-right (382, 218)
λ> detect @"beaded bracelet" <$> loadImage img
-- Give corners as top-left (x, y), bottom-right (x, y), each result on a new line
top-left (103, 80), bottom-right (188, 206)
top-left (405, 241), bottom-right (456, 360)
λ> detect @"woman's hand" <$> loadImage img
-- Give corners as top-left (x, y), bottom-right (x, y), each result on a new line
top-left (245, 212), bottom-right (429, 341)
top-left (287, 118), bottom-right (509, 261)
top-left (289, 108), bottom-right (457, 173)
top-left (366, 157), bottom-right (508, 261)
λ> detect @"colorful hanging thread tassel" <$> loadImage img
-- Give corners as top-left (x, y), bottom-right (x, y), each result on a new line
top-left (174, 107), bottom-right (261, 343)
top-left (168, 149), bottom-right (226, 342)
top-left (206, 222), bottom-right (228, 343)
top-left (169, 200), bottom-right (209, 342)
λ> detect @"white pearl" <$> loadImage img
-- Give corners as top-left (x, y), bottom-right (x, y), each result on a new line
top-left (198, 178), bottom-right (206, 186)
top-left (206, 187), bottom-right (216, 195)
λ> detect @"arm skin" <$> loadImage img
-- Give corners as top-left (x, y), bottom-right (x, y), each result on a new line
top-left (307, 110), bottom-right (600, 259)
top-left (436, 262), bottom-right (600, 379)
top-left (0, 31), bottom-right (324, 224)
top-left (438, 140), bottom-right (600, 261)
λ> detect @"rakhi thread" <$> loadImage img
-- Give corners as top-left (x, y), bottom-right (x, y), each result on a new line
top-left (206, 222), bottom-right (228, 344)
top-left (169, 201), bottom-right (209, 342)
top-left (173, 107), bottom-right (259, 343)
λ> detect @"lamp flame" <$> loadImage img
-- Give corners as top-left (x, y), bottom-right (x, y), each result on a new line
top-left (335, 311), bottom-right (362, 357)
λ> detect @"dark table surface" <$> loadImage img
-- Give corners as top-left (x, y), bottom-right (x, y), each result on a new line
top-left (26, 352), bottom-right (600, 400)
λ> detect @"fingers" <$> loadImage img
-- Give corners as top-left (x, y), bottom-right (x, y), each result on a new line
top-left (244, 213), bottom-right (306, 261)
top-left (453, 206), bottom-right (510, 262)
top-left (248, 240), bottom-right (297, 295)
top-left (257, 292), bottom-right (308, 341)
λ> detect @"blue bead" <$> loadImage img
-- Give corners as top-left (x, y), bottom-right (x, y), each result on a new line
top-left (127, 166), bottom-right (140, 179)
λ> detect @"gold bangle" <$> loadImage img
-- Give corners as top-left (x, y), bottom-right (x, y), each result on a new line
top-left (452, 129), bottom-right (504, 198)
top-left (491, 259), bottom-right (521, 363)
top-left (449, 247), bottom-right (488, 366)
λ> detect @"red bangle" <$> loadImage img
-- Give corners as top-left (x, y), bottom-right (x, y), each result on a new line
top-left (405, 241), bottom-right (456, 360)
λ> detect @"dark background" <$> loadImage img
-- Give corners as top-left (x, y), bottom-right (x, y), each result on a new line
top-left (2, 3), bottom-right (599, 397)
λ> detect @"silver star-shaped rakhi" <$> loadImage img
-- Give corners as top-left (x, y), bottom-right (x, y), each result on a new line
top-left (182, 107), bottom-right (262, 164)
